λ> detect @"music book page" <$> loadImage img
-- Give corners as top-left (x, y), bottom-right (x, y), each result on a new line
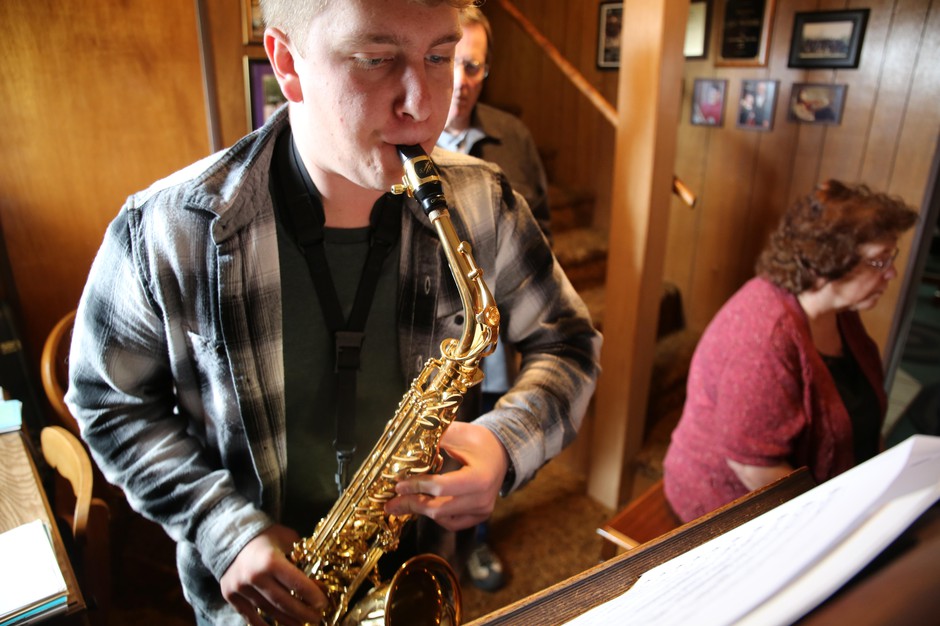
top-left (0, 519), bottom-right (68, 625)
top-left (564, 435), bottom-right (940, 626)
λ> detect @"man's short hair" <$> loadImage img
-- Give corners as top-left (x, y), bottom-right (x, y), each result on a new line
top-left (261, 0), bottom-right (481, 53)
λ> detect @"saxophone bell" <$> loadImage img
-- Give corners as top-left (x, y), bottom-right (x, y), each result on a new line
top-left (337, 554), bottom-right (460, 626)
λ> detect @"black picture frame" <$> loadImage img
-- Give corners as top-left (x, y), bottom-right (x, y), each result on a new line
top-left (736, 79), bottom-right (778, 131)
top-left (597, 2), bottom-right (623, 70)
top-left (788, 9), bottom-right (869, 69)
top-left (691, 78), bottom-right (727, 127)
top-left (684, 0), bottom-right (712, 60)
top-left (716, 0), bottom-right (776, 67)
top-left (787, 83), bottom-right (848, 126)
top-left (244, 56), bottom-right (287, 131)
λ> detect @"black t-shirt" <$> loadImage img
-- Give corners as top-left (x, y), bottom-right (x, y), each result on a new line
top-left (270, 129), bottom-right (404, 532)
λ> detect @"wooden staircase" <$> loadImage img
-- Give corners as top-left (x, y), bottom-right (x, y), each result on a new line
top-left (545, 180), bottom-right (701, 492)
top-left (547, 183), bottom-right (609, 329)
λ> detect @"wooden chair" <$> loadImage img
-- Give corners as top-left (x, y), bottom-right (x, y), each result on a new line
top-left (597, 478), bottom-right (682, 560)
top-left (41, 309), bottom-right (79, 437)
top-left (41, 310), bottom-right (122, 498)
top-left (40, 310), bottom-right (135, 606)
top-left (41, 425), bottom-right (111, 625)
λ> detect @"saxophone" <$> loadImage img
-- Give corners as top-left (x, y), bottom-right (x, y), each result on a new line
top-left (287, 144), bottom-right (500, 626)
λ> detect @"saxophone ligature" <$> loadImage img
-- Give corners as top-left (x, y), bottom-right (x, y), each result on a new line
top-left (283, 144), bottom-right (500, 626)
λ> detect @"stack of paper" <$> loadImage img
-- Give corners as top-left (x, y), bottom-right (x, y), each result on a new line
top-left (0, 399), bottom-right (22, 434)
top-left (0, 520), bottom-right (68, 626)
top-left (564, 434), bottom-right (940, 626)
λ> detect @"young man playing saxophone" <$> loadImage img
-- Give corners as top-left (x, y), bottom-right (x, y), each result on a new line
top-left (66, 1), bottom-right (601, 624)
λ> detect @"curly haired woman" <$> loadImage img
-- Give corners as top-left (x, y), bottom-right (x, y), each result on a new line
top-left (663, 180), bottom-right (919, 522)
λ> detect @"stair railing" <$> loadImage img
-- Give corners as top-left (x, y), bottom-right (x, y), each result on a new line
top-left (495, 0), bottom-right (696, 208)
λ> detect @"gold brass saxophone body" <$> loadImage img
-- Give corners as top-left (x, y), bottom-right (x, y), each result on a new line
top-left (286, 144), bottom-right (500, 626)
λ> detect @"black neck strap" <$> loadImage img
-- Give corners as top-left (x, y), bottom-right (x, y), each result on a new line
top-left (272, 129), bottom-right (401, 495)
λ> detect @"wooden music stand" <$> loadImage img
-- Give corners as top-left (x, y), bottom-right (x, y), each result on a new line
top-left (468, 468), bottom-right (815, 625)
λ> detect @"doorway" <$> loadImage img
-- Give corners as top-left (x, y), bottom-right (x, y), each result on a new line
top-left (884, 135), bottom-right (940, 443)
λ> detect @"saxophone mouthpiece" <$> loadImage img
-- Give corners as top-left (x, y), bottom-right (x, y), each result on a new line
top-left (392, 144), bottom-right (447, 217)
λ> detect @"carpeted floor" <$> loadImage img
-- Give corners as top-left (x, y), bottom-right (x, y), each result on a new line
top-left (460, 458), bottom-right (614, 622)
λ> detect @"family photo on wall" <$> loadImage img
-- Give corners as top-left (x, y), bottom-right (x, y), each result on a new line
top-left (737, 79), bottom-right (777, 130)
top-left (686, 4), bottom-right (871, 132)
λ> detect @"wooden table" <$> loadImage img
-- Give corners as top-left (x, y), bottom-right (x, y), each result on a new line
top-left (0, 430), bottom-right (86, 622)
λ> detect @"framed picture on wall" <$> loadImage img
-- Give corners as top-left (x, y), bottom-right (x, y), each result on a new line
top-left (787, 83), bottom-right (847, 125)
top-left (244, 56), bottom-right (287, 131)
top-left (684, 0), bottom-right (712, 60)
top-left (597, 2), bottom-right (623, 69)
top-left (788, 9), bottom-right (870, 69)
top-left (736, 79), bottom-right (778, 131)
top-left (243, 0), bottom-right (264, 45)
top-left (691, 78), bottom-right (727, 127)
top-left (716, 0), bottom-right (776, 67)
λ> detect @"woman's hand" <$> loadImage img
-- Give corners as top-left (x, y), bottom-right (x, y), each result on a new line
top-left (726, 458), bottom-right (794, 491)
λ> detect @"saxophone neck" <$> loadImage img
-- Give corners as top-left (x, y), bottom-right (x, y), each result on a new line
top-left (391, 145), bottom-right (500, 359)
top-left (436, 211), bottom-right (499, 357)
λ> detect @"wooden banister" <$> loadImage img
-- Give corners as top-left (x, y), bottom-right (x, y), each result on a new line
top-left (496, 0), bottom-right (618, 126)
top-left (494, 0), bottom-right (696, 209)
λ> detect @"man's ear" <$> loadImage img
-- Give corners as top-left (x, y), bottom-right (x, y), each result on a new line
top-left (265, 28), bottom-right (303, 103)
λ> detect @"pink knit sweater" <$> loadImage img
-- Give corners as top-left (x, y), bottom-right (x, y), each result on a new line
top-left (663, 277), bottom-right (886, 522)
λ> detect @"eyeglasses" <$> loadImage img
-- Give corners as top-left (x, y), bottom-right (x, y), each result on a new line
top-left (456, 58), bottom-right (489, 79)
top-left (862, 247), bottom-right (899, 271)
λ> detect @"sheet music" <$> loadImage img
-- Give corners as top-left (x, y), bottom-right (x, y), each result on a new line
top-left (564, 435), bottom-right (940, 626)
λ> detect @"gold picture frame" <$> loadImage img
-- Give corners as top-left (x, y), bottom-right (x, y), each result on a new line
top-left (716, 0), bottom-right (776, 67)
top-left (242, 0), bottom-right (264, 45)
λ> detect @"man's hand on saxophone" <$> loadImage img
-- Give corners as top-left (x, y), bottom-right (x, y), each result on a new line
top-left (220, 525), bottom-right (329, 626)
top-left (386, 421), bottom-right (511, 532)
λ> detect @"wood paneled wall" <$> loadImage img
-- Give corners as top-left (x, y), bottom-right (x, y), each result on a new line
top-left (668, 0), bottom-right (940, 351)
top-left (0, 0), bottom-right (206, 374)
top-left (0, 0), bottom-right (250, 407)
top-left (483, 1), bottom-right (621, 229)
top-left (485, 0), bottom-right (940, 356)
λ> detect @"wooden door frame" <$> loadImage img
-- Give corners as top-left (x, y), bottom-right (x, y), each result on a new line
top-left (586, 0), bottom-right (689, 510)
